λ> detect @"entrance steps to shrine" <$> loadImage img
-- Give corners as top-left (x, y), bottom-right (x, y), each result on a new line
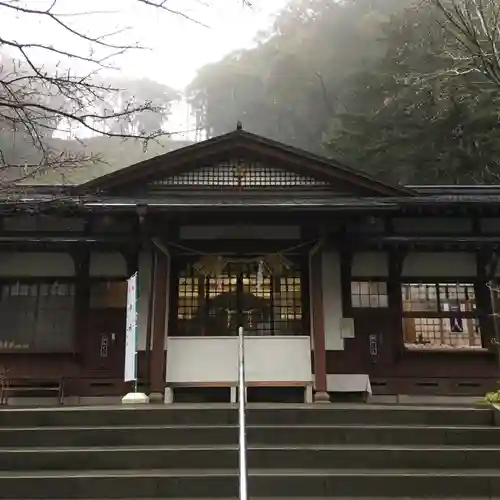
top-left (0, 498), bottom-right (492, 500)
top-left (0, 404), bottom-right (498, 498)
top-left (0, 470), bottom-right (498, 498)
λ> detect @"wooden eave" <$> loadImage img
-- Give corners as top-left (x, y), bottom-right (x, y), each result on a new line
top-left (338, 234), bottom-right (500, 252)
top-left (77, 130), bottom-right (415, 198)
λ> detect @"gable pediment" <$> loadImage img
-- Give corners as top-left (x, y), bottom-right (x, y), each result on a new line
top-left (79, 130), bottom-right (414, 198)
top-left (149, 158), bottom-right (330, 191)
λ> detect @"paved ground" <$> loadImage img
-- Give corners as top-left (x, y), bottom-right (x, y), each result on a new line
top-left (0, 402), bottom-right (486, 411)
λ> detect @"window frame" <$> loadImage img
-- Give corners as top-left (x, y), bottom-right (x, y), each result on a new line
top-left (153, 159), bottom-right (329, 190)
top-left (348, 278), bottom-right (390, 311)
top-left (0, 277), bottom-right (77, 354)
top-left (400, 279), bottom-right (483, 350)
top-left (170, 257), bottom-right (309, 337)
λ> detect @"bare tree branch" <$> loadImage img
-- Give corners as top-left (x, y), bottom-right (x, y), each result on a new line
top-left (0, 0), bottom-right (142, 51)
top-left (137, 0), bottom-right (253, 27)
top-left (136, 0), bottom-right (210, 27)
top-left (432, 0), bottom-right (500, 88)
top-left (0, 0), bottom-right (250, 196)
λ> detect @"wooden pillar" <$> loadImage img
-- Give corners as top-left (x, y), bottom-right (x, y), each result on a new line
top-left (388, 249), bottom-right (406, 354)
top-left (149, 249), bottom-right (169, 402)
top-left (72, 250), bottom-right (90, 358)
top-left (310, 246), bottom-right (329, 403)
top-left (476, 250), bottom-right (498, 356)
top-left (71, 248), bottom-right (90, 399)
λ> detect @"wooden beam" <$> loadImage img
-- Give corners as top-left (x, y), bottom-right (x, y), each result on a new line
top-left (339, 249), bottom-right (353, 318)
top-left (388, 249), bottom-right (406, 353)
top-left (476, 251), bottom-right (499, 364)
top-left (70, 248), bottom-right (90, 361)
top-left (485, 251), bottom-right (499, 281)
top-left (149, 250), bottom-right (169, 399)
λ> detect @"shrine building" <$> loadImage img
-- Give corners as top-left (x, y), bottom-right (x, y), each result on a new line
top-left (0, 128), bottom-right (499, 404)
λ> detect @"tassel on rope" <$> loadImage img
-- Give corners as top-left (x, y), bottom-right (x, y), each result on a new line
top-left (193, 255), bottom-right (227, 277)
top-left (193, 255), bottom-right (227, 293)
top-left (256, 260), bottom-right (265, 291)
top-left (264, 253), bottom-right (292, 275)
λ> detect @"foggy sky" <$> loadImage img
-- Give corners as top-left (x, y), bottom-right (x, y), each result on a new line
top-left (1, 0), bottom-right (288, 90)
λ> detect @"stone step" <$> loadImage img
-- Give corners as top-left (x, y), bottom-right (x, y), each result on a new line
top-left (1, 445), bottom-right (500, 471)
top-left (0, 469), bottom-right (498, 498)
top-left (0, 406), bottom-right (492, 428)
top-left (1, 423), bottom-right (498, 447)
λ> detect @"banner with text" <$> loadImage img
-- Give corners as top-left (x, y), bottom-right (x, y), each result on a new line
top-left (124, 272), bottom-right (138, 382)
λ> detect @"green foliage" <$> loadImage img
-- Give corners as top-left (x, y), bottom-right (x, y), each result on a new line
top-left (1, 128), bottom-right (191, 185)
top-left (188, 0), bottom-right (500, 184)
top-left (1, 59), bottom-right (183, 185)
top-left (92, 76), bottom-right (180, 135)
top-left (326, 0), bottom-right (500, 184)
top-left (188, 0), bottom-right (405, 152)
top-left (483, 391), bottom-right (500, 405)
top-left (482, 381), bottom-right (500, 405)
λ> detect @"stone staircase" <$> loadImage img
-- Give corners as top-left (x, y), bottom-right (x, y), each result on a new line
top-left (0, 404), bottom-right (498, 498)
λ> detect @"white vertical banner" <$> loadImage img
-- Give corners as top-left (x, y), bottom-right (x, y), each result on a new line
top-left (124, 272), bottom-right (138, 383)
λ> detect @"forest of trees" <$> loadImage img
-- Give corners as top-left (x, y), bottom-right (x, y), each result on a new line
top-left (187, 0), bottom-right (500, 185)
top-left (0, 0), bottom-right (242, 188)
top-left (0, 50), bottom-right (181, 159)
top-left (0, 69), bottom-right (182, 184)
top-left (4, 0), bottom-right (500, 186)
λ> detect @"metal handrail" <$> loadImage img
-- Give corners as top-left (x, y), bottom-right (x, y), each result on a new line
top-left (237, 326), bottom-right (248, 500)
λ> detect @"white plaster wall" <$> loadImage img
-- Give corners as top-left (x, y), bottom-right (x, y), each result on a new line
top-left (137, 251), bottom-right (152, 351)
top-left (393, 217), bottom-right (472, 234)
top-left (3, 215), bottom-right (85, 232)
top-left (0, 252), bottom-right (74, 277)
top-left (348, 217), bottom-right (385, 234)
top-left (402, 252), bottom-right (476, 277)
top-left (179, 225), bottom-right (301, 240)
top-left (321, 249), bottom-right (344, 351)
top-left (89, 252), bottom-right (127, 277)
top-left (166, 336), bottom-right (312, 385)
top-left (352, 252), bottom-right (388, 277)
top-left (163, 253), bottom-right (171, 346)
top-left (481, 218), bottom-right (500, 234)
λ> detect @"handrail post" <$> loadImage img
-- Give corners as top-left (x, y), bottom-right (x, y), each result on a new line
top-left (238, 325), bottom-right (248, 500)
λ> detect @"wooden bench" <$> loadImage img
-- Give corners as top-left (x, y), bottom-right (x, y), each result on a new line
top-left (0, 373), bottom-right (65, 405)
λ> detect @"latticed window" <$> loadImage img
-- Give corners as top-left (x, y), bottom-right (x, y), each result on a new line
top-left (401, 282), bottom-right (482, 350)
top-left (152, 159), bottom-right (328, 189)
top-left (175, 261), bottom-right (305, 336)
top-left (0, 281), bottom-right (75, 352)
top-left (350, 281), bottom-right (388, 308)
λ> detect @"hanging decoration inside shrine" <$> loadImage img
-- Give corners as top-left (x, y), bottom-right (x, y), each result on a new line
top-left (192, 252), bottom-right (293, 279)
top-left (256, 260), bottom-right (265, 289)
top-left (192, 255), bottom-right (227, 277)
top-left (158, 237), bottom-right (318, 291)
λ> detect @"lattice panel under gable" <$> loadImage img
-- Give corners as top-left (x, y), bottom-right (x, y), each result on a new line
top-left (151, 159), bottom-right (329, 189)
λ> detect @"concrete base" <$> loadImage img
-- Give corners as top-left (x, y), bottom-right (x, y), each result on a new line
top-left (230, 386), bottom-right (237, 403)
top-left (493, 403), bottom-right (500, 426)
top-left (121, 392), bottom-right (150, 405)
top-left (149, 391), bottom-right (165, 404)
top-left (305, 385), bottom-right (313, 404)
top-left (313, 391), bottom-right (331, 404)
top-left (163, 388), bottom-right (174, 404)
top-left (371, 394), bottom-right (486, 406)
